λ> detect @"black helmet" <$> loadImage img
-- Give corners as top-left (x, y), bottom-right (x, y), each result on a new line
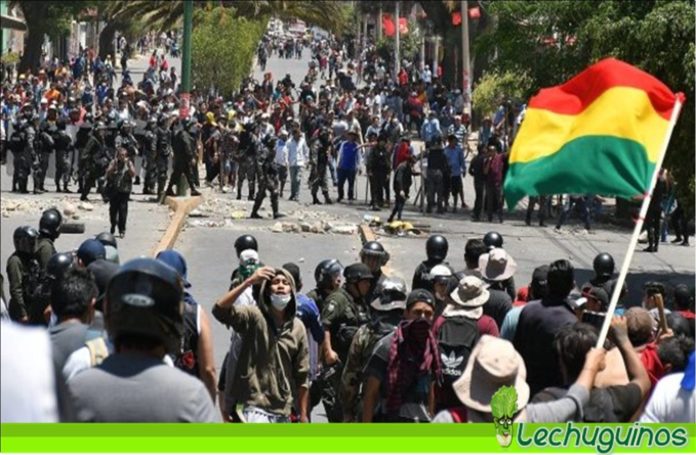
top-left (95, 231), bottom-right (118, 248)
top-left (39, 208), bottom-right (63, 239)
top-left (45, 252), bottom-right (75, 281)
top-left (234, 235), bottom-right (258, 257)
top-left (343, 263), bottom-right (374, 283)
top-left (593, 253), bottom-right (615, 279)
top-left (360, 241), bottom-right (390, 265)
top-left (14, 226), bottom-right (39, 255)
top-left (483, 231), bottom-right (503, 250)
top-left (314, 259), bottom-right (344, 289)
top-left (426, 234), bottom-right (449, 261)
top-left (105, 258), bottom-right (184, 355)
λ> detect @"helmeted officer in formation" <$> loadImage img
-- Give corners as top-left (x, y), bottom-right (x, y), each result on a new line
top-left (80, 122), bottom-right (111, 201)
top-left (250, 135), bottom-right (283, 219)
top-left (307, 259), bottom-right (344, 314)
top-left (9, 106), bottom-right (36, 194)
top-left (309, 126), bottom-right (333, 205)
top-left (425, 134), bottom-right (449, 214)
top-left (366, 133), bottom-right (391, 210)
top-left (155, 115), bottom-right (173, 200)
top-left (34, 115), bottom-right (55, 194)
top-left (52, 118), bottom-right (74, 193)
top-left (6, 226), bottom-right (41, 322)
top-left (412, 234), bottom-right (449, 292)
top-left (236, 122), bottom-right (259, 201)
top-left (359, 241), bottom-right (390, 305)
top-left (320, 262), bottom-right (374, 422)
top-left (139, 116), bottom-right (159, 195)
top-left (36, 208), bottom-right (62, 270)
top-left (75, 118), bottom-right (94, 194)
top-left (165, 118), bottom-right (201, 197)
top-left (340, 276), bottom-right (407, 421)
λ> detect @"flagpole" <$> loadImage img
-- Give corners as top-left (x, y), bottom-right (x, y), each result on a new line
top-left (595, 95), bottom-right (685, 348)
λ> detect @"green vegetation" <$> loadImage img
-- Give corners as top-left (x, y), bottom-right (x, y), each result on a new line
top-left (191, 7), bottom-right (267, 98)
top-left (472, 70), bottom-right (533, 119)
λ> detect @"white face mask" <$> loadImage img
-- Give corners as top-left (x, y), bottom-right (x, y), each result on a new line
top-left (270, 293), bottom-right (291, 311)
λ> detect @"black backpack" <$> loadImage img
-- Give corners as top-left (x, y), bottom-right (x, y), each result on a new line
top-left (436, 315), bottom-right (480, 388)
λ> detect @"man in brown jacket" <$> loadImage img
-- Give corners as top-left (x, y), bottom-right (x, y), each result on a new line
top-left (212, 266), bottom-right (310, 422)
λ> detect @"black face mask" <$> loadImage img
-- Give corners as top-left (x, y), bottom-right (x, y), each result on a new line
top-left (401, 318), bottom-right (431, 345)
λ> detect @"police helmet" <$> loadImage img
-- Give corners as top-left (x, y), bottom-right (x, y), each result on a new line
top-left (39, 208), bottom-right (63, 239)
top-left (483, 231), bottom-right (504, 250)
top-left (343, 263), bottom-right (374, 283)
top-left (360, 241), bottom-right (390, 265)
top-left (426, 234), bottom-right (449, 262)
top-left (105, 258), bottom-right (184, 355)
top-left (13, 226), bottom-right (39, 255)
top-left (593, 253), bottom-right (615, 279)
top-left (314, 259), bottom-right (344, 289)
top-left (45, 252), bottom-right (75, 281)
top-left (234, 235), bottom-right (258, 257)
top-left (370, 277), bottom-right (408, 312)
top-left (95, 231), bottom-right (118, 248)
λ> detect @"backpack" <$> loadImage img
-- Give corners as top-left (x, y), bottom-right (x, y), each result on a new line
top-left (435, 315), bottom-right (480, 391)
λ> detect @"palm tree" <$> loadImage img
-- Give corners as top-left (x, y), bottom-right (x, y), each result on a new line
top-left (98, 0), bottom-right (351, 58)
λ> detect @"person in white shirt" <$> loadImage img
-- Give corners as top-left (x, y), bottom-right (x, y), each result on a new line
top-left (274, 129), bottom-right (289, 197)
top-left (286, 128), bottom-right (309, 201)
top-left (422, 66), bottom-right (433, 85)
top-left (259, 113), bottom-right (275, 140)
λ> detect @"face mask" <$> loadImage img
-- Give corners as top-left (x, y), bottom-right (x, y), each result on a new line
top-left (270, 293), bottom-right (291, 311)
top-left (402, 318), bottom-right (431, 344)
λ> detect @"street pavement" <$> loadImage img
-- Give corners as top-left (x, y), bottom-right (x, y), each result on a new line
top-left (1, 46), bottom-right (692, 420)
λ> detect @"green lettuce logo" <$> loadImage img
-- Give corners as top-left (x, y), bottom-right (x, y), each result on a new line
top-left (491, 386), bottom-right (518, 447)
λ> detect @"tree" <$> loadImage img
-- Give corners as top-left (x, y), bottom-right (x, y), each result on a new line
top-left (476, 0), bottom-right (695, 213)
top-left (472, 70), bottom-right (533, 119)
top-left (191, 7), bottom-right (267, 98)
top-left (12, 1), bottom-right (95, 72)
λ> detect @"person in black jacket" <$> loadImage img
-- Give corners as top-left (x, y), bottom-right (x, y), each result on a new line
top-left (425, 136), bottom-right (449, 214)
top-left (468, 149), bottom-right (486, 221)
top-left (388, 155), bottom-right (418, 222)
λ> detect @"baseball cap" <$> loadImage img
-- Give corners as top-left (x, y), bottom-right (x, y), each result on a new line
top-left (156, 249), bottom-right (192, 288)
top-left (406, 289), bottom-right (435, 309)
top-left (77, 239), bottom-right (106, 266)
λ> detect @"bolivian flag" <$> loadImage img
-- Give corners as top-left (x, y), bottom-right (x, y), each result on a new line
top-left (504, 58), bottom-right (684, 208)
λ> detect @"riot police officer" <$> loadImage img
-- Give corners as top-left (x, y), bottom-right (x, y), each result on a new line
top-left (6, 226), bottom-right (41, 322)
top-left (307, 259), bottom-right (344, 313)
top-left (34, 118), bottom-right (55, 194)
top-left (75, 120), bottom-right (94, 194)
top-left (155, 115), bottom-right (173, 200)
top-left (412, 234), bottom-right (449, 292)
top-left (165, 118), bottom-right (201, 197)
top-left (309, 126), bottom-right (333, 205)
top-left (359, 241), bottom-right (390, 304)
top-left (80, 122), bottom-right (110, 201)
top-left (320, 262), bottom-right (374, 422)
top-left (52, 118), bottom-right (74, 193)
top-left (36, 208), bottom-right (62, 270)
top-left (366, 133), bottom-right (390, 210)
top-left (140, 116), bottom-right (158, 195)
top-left (250, 136), bottom-right (283, 219)
top-left (425, 135), bottom-right (449, 214)
top-left (236, 122), bottom-right (258, 200)
top-left (8, 116), bottom-right (32, 194)
top-left (29, 252), bottom-right (76, 325)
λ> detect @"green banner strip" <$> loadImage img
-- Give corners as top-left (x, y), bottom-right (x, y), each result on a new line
top-left (1, 424), bottom-right (695, 453)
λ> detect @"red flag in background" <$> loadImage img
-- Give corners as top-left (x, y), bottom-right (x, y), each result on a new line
top-left (383, 14), bottom-right (408, 37)
top-left (383, 14), bottom-right (395, 36)
top-left (452, 11), bottom-right (462, 26)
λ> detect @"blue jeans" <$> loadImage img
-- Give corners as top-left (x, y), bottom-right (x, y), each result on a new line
top-left (337, 168), bottom-right (356, 201)
top-left (290, 165), bottom-right (302, 199)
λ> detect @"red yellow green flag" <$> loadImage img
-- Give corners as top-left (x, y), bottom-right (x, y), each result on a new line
top-left (503, 58), bottom-right (685, 208)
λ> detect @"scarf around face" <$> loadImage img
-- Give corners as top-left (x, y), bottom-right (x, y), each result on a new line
top-left (385, 319), bottom-right (441, 416)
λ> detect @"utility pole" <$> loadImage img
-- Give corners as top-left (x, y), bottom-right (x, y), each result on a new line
top-left (462, 0), bottom-right (472, 115)
top-left (177, 0), bottom-right (193, 197)
top-left (378, 5), bottom-right (383, 40)
top-left (394, 1), bottom-right (400, 80)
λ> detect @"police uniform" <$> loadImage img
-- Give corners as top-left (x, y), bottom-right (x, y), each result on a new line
top-left (138, 119), bottom-right (158, 194)
top-left (52, 124), bottom-right (74, 192)
top-left (309, 134), bottom-right (332, 204)
top-left (250, 138), bottom-right (281, 218)
top-left (10, 120), bottom-right (35, 193)
top-left (6, 252), bottom-right (41, 322)
top-left (425, 141), bottom-right (449, 214)
top-left (155, 121), bottom-right (173, 199)
top-left (75, 122), bottom-right (93, 193)
top-left (35, 236), bottom-right (56, 271)
top-left (80, 130), bottom-right (110, 201)
top-left (34, 123), bottom-right (55, 193)
top-left (236, 129), bottom-right (258, 200)
top-left (165, 124), bottom-right (200, 196)
top-left (366, 142), bottom-right (391, 208)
